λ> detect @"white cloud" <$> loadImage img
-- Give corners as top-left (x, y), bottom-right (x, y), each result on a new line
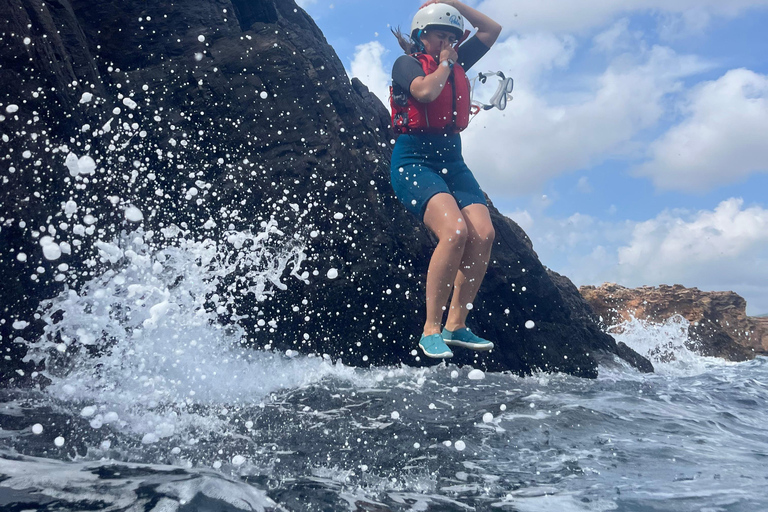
top-left (295, 0), bottom-right (317, 8)
top-left (634, 69), bottom-right (768, 192)
top-left (577, 176), bottom-right (592, 193)
top-left (462, 44), bottom-right (710, 195)
top-left (592, 18), bottom-right (643, 54)
top-left (656, 9), bottom-right (712, 41)
top-left (476, 0), bottom-right (768, 33)
top-left (507, 199), bottom-right (768, 314)
top-left (508, 209), bottom-right (632, 266)
top-left (508, 209), bottom-right (534, 232)
top-left (617, 198), bottom-right (768, 281)
top-left (471, 32), bottom-right (576, 89)
top-left (348, 41), bottom-right (391, 109)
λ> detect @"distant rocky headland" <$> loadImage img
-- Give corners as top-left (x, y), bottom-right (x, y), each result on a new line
top-left (580, 283), bottom-right (768, 362)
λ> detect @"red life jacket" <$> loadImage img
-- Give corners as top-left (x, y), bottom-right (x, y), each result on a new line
top-left (390, 53), bottom-right (471, 134)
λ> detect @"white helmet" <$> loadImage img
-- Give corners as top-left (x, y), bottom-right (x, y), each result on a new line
top-left (411, 3), bottom-right (464, 40)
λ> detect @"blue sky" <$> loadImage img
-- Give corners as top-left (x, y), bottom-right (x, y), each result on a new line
top-left (298, 0), bottom-right (768, 315)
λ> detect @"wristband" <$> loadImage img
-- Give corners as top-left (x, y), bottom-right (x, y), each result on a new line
top-left (441, 59), bottom-right (455, 69)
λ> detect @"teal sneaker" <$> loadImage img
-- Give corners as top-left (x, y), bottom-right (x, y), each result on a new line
top-left (419, 333), bottom-right (454, 359)
top-left (442, 327), bottom-right (494, 351)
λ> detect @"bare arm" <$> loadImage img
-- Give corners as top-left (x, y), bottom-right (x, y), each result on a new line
top-left (409, 1), bottom-right (501, 103)
top-left (409, 47), bottom-right (458, 103)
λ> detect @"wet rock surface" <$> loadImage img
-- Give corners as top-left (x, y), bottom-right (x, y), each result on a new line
top-left (580, 283), bottom-right (768, 362)
top-left (0, 0), bottom-right (650, 383)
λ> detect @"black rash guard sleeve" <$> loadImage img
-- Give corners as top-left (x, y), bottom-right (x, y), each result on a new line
top-left (457, 35), bottom-right (491, 72)
top-left (392, 55), bottom-right (426, 96)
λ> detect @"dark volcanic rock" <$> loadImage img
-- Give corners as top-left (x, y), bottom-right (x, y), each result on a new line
top-left (0, 0), bottom-right (651, 385)
top-left (580, 283), bottom-right (768, 362)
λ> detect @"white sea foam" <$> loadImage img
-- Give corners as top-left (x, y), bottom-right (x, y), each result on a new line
top-left (27, 222), bottom-right (337, 441)
top-left (468, 369), bottom-right (485, 380)
top-left (0, 455), bottom-right (276, 511)
top-left (40, 237), bottom-right (62, 261)
top-left (604, 315), bottom-right (727, 376)
top-left (493, 491), bottom-right (618, 512)
top-left (122, 97), bottom-right (138, 110)
top-left (124, 205), bottom-right (144, 222)
top-left (64, 152), bottom-right (96, 176)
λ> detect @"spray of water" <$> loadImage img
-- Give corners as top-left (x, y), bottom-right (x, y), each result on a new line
top-left (22, 221), bottom-right (363, 444)
top-left (605, 314), bottom-right (724, 376)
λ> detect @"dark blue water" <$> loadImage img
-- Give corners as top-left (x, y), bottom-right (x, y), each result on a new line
top-left (2, 323), bottom-right (767, 511)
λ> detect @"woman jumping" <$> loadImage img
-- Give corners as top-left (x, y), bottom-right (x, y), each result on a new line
top-left (390, 1), bottom-right (502, 358)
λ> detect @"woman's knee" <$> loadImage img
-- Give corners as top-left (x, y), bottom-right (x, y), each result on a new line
top-left (439, 217), bottom-right (469, 249)
top-left (424, 194), bottom-right (468, 247)
top-left (468, 218), bottom-right (495, 247)
top-left (480, 223), bottom-right (496, 245)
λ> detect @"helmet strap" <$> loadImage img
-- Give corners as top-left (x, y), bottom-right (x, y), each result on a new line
top-left (457, 29), bottom-right (471, 46)
top-left (412, 29), bottom-right (426, 53)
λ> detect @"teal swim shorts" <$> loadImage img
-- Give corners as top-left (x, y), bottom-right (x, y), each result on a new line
top-left (390, 133), bottom-right (487, 219)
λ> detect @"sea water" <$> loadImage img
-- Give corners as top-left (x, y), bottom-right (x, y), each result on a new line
top-left (2, 224), bottom-right (767, 511)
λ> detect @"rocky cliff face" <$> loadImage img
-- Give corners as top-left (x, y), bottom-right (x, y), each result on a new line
top-left (580, 283), bottom-right (768, 361)
top-left (0, 0), bottom-right (651, 384)
top-left (756, 317), bottom-right (768, 333)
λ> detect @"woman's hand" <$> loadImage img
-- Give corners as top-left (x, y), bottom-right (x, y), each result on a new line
top-left (439, 47), bottom-right (458, 65)
top-left (409, 50), bottom-right (455, 104)
top-left (420, 0), bottom-right (459, 8)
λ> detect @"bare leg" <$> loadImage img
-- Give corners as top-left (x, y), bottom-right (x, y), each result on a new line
top-left (445, 203), bottom-right (495, 331)
top-left (422, 193), bottom-right (468, 336)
